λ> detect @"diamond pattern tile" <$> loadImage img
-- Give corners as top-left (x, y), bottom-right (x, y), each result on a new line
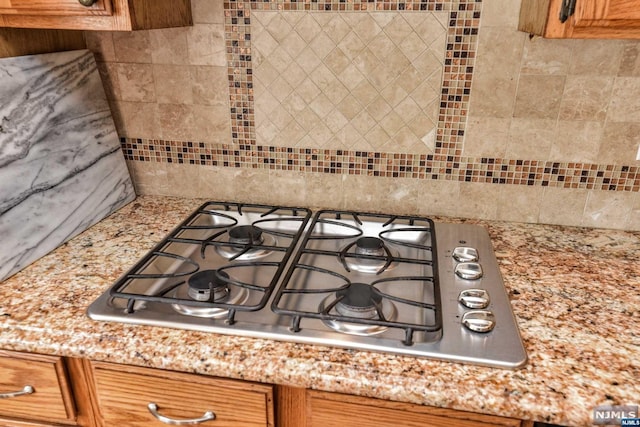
top-left (253, 11), bottom-right (446, 152)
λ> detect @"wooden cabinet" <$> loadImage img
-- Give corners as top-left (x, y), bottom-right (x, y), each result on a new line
top-left (0, 0), bottom-right (191, 31)
top-left (0, 350), bottom-right (96, 427)
top-left (0, 352), bottom-right (534, 427)
top-left (90, 362), bottom-right (275, 427)
top-left (519, 0), bottom-right (640, 38)
top-left (276, 387), bottom-right (533, 427)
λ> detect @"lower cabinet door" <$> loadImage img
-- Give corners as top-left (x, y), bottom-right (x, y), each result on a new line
top-left (91, 362), bottom-right (274, 427)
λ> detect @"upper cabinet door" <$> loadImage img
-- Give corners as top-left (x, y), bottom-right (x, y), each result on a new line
top-left (0, 0), bottom-right (112, 16)
top-left (0, 0), bottom-right (192, 31)
top-left (519, 0), bottom-right (640, 38)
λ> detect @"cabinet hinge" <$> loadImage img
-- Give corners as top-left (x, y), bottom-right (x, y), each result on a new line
top-left (559, 0), bottom-right (577, 23)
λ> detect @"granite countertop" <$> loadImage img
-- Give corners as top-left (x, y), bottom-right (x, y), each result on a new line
top-left (1, 196), bottom-right (638, 426)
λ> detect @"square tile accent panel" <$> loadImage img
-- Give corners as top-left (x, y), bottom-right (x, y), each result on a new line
top-left (252, 11), bottom-right (446, 153)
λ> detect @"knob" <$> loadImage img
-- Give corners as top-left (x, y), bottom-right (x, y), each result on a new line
top-left (454, 262), bottom-right (483, 280)
top-left (453, 246), bottom-right (478, 262)
top-left (78, 0), bottom-right (98, 6)
top-left (462, 310), bottom-right (495, 333)
top-left (458, 289), bottom-right (490, 309)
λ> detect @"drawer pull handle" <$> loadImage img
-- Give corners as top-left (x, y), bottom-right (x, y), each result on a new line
top-left (147, 403), bottom-right (216, 425)
top-left (78, 0), bottom-right (98, 6)
top-left (0, 385), bottom-right (34, 399)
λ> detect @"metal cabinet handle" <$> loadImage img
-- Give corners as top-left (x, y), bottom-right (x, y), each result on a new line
top-left (78, 0), bottom-right (98, 6)
top-left (147, 403), bottom-right (216, 425)
top-left (0, 385), bottom-right (34, 399)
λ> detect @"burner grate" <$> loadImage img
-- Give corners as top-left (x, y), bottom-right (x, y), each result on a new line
top-left (271, 209), bottom-right (442, 345)
top-left (107, 202), bottom-right (311, 323)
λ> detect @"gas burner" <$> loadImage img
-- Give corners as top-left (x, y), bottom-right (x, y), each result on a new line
top-left (186, 270), bottom-right (230, 302)
top-left (340, 237), bottom-right (396, 274)
top-left (320, 283), bottom-right (397, 336)
top-left (355, 237), bottom-right (385, 256)
top-left (171, 270), bottom-right (249, 318)
top-left (215, 225), bottom-right (276, 261)
top-left (229, 225), bottom-right (264, 246)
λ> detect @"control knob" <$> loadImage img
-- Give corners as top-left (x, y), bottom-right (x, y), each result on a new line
top-left (458, 289), bottom-right (490, 309)
top-left (462, 310), bottom-right (496, 333)
top-left (454, 262), bottom-right (483, 280)
top-left (452, 246), bottom-right (479, 262)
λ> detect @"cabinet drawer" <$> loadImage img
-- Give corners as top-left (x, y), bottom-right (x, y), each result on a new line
top-left (0, 351), bottom-right (76, 424)
top-left (307, 390), bottom-right (525, 427)
top-left (92, 363), bottom-right (274, 427)
top-left (0, 0), bottom-right (112, 17)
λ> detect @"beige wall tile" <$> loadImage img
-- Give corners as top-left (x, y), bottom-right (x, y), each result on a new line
top-left (157, 104), bottom-right (195, 141)
top-left (627, 192), bottom-right (640, 230)
top-left (464, 117), bottom-right (510, 158)
top-left (457, 182), bottom-right (499, 220)
top-left (539, 187), bottom-right (588, 226)
top-left (551, 121), bottom-right (602, 163)
top-left (116, 101), bottom-right (159, 139)
top-left (496, 185), bottom-right (543, 223)
top-left (191, 66), bottom-right (230, 107)
top-left (559, 76), bottom-right (613, 121)
top-left (569, 40), bottom-right (625, 76)
top-left (618, 42), bottom-right (640, 77)
top-left (506, 118), bottom-right (556, 160)
top-left (192, 0), bottom-right (225, 24)
top-left (514, 75), bottom-right (566, 119)
top-left (164, 163), bottom-right (201, 198)
top-left (599, 122), bottom-right (640, 165)
top-left (479, 0), bottom-right (521, 28)
top-left (469, 27), bottom-right (524, 118)
top-left (520, 37), bottom-right (574, 75)
top-left (116, 63), bottom-right (156, 103)
top-left (192, 105), bottom-right (233, 144)
top-left (149, 27), bottom-right (189, 65)
top-left (153, 65), bottom-right (194, 104)
top-left (415, 179), bottom-right (461, 217)
top-left (187, 24), bottom-right (226, 66)
top-left (112, 31), bottom-right (152, 63)
top-left (341, 175), bottom-right (419, 214)
top-left (582, 190), bottom-right (635, 229)
top-left (267, 170), bottom-right (308, 206)
top-left (607, 77), bottom-right (640, 123)
top-left (199, 166), bottom-right (241, 201)
top-left (125, 160), bottom-right (169, 195)
top-left (230, 169), bottom-right (273, 205)
top-left (468, 74), bottom-right (518, 118)
top-left (303, 172), bottom-right (344, 209)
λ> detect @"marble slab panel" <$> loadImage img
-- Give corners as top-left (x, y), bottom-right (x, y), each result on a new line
top-left (0, 49), bottom-right (135, 281)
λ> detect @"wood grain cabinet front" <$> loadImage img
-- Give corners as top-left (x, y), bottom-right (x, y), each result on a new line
top-left (277, 387), bottom-right (534, 427)
top-left (0, 0), bottom-right (191, 31)
top-left (519, 0), bottom-right (640, 38)
top-left (90, 362), bottom-right (275, 427)
top-left (0, 350), bottom-right (79, 426)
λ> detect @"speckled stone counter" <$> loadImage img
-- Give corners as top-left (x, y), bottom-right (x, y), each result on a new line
top-left (1, 196), bottom-right (638, 427)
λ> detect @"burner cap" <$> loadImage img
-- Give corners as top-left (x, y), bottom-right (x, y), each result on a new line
top-left (187, 270), bottom-right (229, 302)
top-left (228, 225), bottom-right (263, 246)
top-left (355, 237), bottom-right (385, 256)
top-left (335, 283), bottom-right (382, 318)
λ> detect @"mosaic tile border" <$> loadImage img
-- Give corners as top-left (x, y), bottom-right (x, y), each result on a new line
top-left (225, 0), bottom-right (477, 156)
top-left (121, 138), bottom-right (640, 192)
top-left (120, 0), bottom-right (640, 192)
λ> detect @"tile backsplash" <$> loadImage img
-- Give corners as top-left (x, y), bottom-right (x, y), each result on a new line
top-left (85, 0), bottom-right (640, 230)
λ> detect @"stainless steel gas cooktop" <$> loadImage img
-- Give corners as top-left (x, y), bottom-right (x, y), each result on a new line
top-left (87, 201), bottom-right (527, 369)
